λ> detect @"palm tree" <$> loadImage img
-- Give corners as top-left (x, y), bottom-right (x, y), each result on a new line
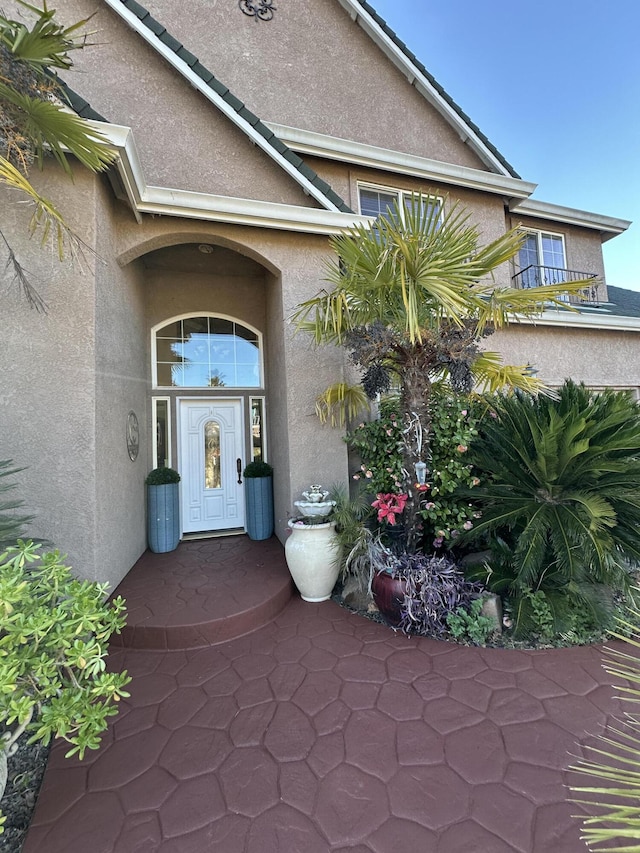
top-left (0, 1), bottom-right (115, 309)
top-left (293, 194), bottom-right (597, 550)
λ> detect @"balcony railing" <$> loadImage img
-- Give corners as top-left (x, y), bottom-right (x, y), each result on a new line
top-left (512, 265), bottom-right (601, 304)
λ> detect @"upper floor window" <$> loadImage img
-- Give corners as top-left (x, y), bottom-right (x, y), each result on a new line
top-left (517, 230), bottom-right (567, 288)
top-left (154, 315), bottom-right (262, 388)
top-left (358, 185), bottom-right (442, 228)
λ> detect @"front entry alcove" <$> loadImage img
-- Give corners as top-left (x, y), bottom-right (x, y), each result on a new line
top-left (141, 240), bottom-right (281, 538)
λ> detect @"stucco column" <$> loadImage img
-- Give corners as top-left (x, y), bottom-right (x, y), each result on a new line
top-left (270, 243), bottom-right (350, 538)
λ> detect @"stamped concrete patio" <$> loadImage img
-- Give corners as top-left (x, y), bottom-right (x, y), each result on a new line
top-left (24, 536), bottom-right (622, 852)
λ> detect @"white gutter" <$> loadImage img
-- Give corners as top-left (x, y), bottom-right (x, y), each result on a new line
top-left (100, 0), bottom-right (343, 213)
top-left (336, 0), bottom-right (512, 177)
top-left (512, 309), bottom-right (640, 333)
top-left (94, 123), bottom-right (371, 234)
top-left (266, 122), bottom-right (536, 199)
top-left (510, 199), bottom-right (630, 239)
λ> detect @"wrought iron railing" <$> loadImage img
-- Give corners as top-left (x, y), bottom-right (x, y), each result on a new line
top-left (512, 265), bottom-right (601, 304)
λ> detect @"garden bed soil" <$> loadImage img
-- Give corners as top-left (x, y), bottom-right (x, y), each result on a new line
top-left (0, 741), bottom-right (49, 853)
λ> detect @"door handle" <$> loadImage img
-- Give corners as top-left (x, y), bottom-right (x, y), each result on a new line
top-left (237, 458), bottom-right (243, 484)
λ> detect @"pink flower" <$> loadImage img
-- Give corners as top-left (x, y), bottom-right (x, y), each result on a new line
top-left (489, 411), bottom-right (497, 419)
top-left (433, 537), bottom-right (444, 548)
top-left (372, 493), bottom-right (409, 525)
top-left (457, 445), bottom-right (468, 453)
top-left (463, 521), bottom-right (473, 530)
top-left (365, 470), bottom-right (373, 478)
top-left (461, 409), bottom-right (468, 416)
top-left (352, 474), bottom-right (361, 480)
top-left (386, 429), bottom-right (393, 436)
top-left (424, 502), bottom-right (435, 510)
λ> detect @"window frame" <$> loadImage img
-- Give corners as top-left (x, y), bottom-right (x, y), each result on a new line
top-left (152, 396), bottom-right (171, 469)
top-left (151, 312), bottom-right (264, 391)
top-left (357, 182), bottom-right (443, 227)
top-left (517, 228), bottom-right (567, 281)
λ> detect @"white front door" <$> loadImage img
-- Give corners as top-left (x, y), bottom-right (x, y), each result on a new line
top-left (179, 399), bottom-right (245, 533)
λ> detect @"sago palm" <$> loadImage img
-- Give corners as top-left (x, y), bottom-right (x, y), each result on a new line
top-left (294, 194), bottom-right (595, 550)
top-left (465, 382), bottom-right (640, 634)
top-left (0, 1), bottom-right (115, 308)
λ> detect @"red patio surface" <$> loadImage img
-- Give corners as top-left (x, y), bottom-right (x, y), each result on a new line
top-left (24, 536), bottom-right (624, 852)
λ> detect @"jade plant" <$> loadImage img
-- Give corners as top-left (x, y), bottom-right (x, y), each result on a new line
top-left (0, 540), bottom-right (131, 833)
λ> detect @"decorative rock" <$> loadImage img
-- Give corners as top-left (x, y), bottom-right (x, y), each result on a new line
top-left (481, 593), bottom-right (503, 634)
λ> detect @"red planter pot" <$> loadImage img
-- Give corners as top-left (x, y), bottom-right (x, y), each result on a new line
top-left (371, 570), bottom-right (407, 627)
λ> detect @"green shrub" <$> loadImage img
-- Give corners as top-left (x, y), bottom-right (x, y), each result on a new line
top-left (0, 541), bottom-right (131, 831)
top-left (243, 460), bottom-right (273, 478)
top-left (463, 381), bottom-right (640, 637)
top-left (145, 466), bottom-right (180, 485)
top-left (446, 597), bottom-right (497, 645)
top-left (347, 389), bottom-right (481, 548)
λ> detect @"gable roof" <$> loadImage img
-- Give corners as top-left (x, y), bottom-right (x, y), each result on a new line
top-left (99, 0), bottom-right (353, 213)
top-left (604, 286), bottom-right (640, 318)
top-left (100, 0), bottom-right (520, 203)
top-left (337, 0), bottom-right (520, 178)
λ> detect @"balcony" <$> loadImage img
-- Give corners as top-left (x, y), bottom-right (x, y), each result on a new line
top-left (512, 265), bottom-right (601, 305)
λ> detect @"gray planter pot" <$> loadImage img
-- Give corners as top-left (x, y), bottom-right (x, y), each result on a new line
top-left (147, 483), bottom-right (180, 553)
top-left (244, 476), bottom-right (274, 540)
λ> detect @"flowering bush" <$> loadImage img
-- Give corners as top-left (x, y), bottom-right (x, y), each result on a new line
top-left (418, 393), bottom-right (481, 548)
top-left (347, 391), bottom-right (481, 549)
top-left (372, 493), bottom-right (408, 526)
top-left (346, 402), bottom-right (404, 494)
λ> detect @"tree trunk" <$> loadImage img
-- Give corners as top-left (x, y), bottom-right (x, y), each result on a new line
top-left (400, 353), bottom-right (433, 552)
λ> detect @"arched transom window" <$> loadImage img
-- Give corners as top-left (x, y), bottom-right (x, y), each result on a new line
top-left (154, 316), bottom-right (262, 388)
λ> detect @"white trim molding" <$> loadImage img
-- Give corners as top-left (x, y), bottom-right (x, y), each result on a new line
top-left (266, 122), bottom-right (537, 199)
top-left (513, 308), bottom-right (640, 333)
top-left (95, 123), bottom-right (371, 235)
top-left (510, 199), bottom-right (631, 241)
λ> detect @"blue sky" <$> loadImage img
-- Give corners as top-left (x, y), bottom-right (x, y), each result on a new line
top-left (371, 0), bottom-right (640, 290)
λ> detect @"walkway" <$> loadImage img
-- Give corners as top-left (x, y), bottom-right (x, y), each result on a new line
top-left (24, 537), bottom-right (621, 852)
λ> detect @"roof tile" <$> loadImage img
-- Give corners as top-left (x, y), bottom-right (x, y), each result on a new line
top-left (144, 16), bottom-right (165, 36)
top-left (176, 47), bottom-right (198, 67)
top-left (122, 0), bottom-right (148, 19)
top-left (158, 30), bottom-right (183, 52)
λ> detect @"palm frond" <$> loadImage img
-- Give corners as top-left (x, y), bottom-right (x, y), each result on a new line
top-left (0, 84), bottom-right (115, 174)
top-left (569, 599), bottom-right (640, 850)
top-left (314, 382), bottom-right (370, 427)
top-left (0, 2), bottom-right (95, 73)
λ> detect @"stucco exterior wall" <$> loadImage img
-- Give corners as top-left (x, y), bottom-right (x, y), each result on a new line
top-left (491, 323), bottom-right (640, 391)
top-left (44, 2), bottom-right (318, 207)
top-left (94, 185), bottom-right (148, 588)
top-left (0, 168), bottom-right (99, 577)
top-left (58, 0), bottom-right (488, 176)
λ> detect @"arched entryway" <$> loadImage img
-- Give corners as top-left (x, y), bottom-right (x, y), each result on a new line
top-left (142, 240), bottom-right (276, 537)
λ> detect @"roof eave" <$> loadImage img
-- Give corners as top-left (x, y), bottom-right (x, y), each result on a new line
top-left (510, 198), bottom-right (631, 240)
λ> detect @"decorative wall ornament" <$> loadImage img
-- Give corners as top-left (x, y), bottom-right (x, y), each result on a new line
top-left (239, 0), bottom-right (276, 22)
top-left (126, 411), bottom-right (140, 461)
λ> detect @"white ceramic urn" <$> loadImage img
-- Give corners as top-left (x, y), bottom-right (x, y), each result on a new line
top-left (285, 520), bottom-right (342, 602)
